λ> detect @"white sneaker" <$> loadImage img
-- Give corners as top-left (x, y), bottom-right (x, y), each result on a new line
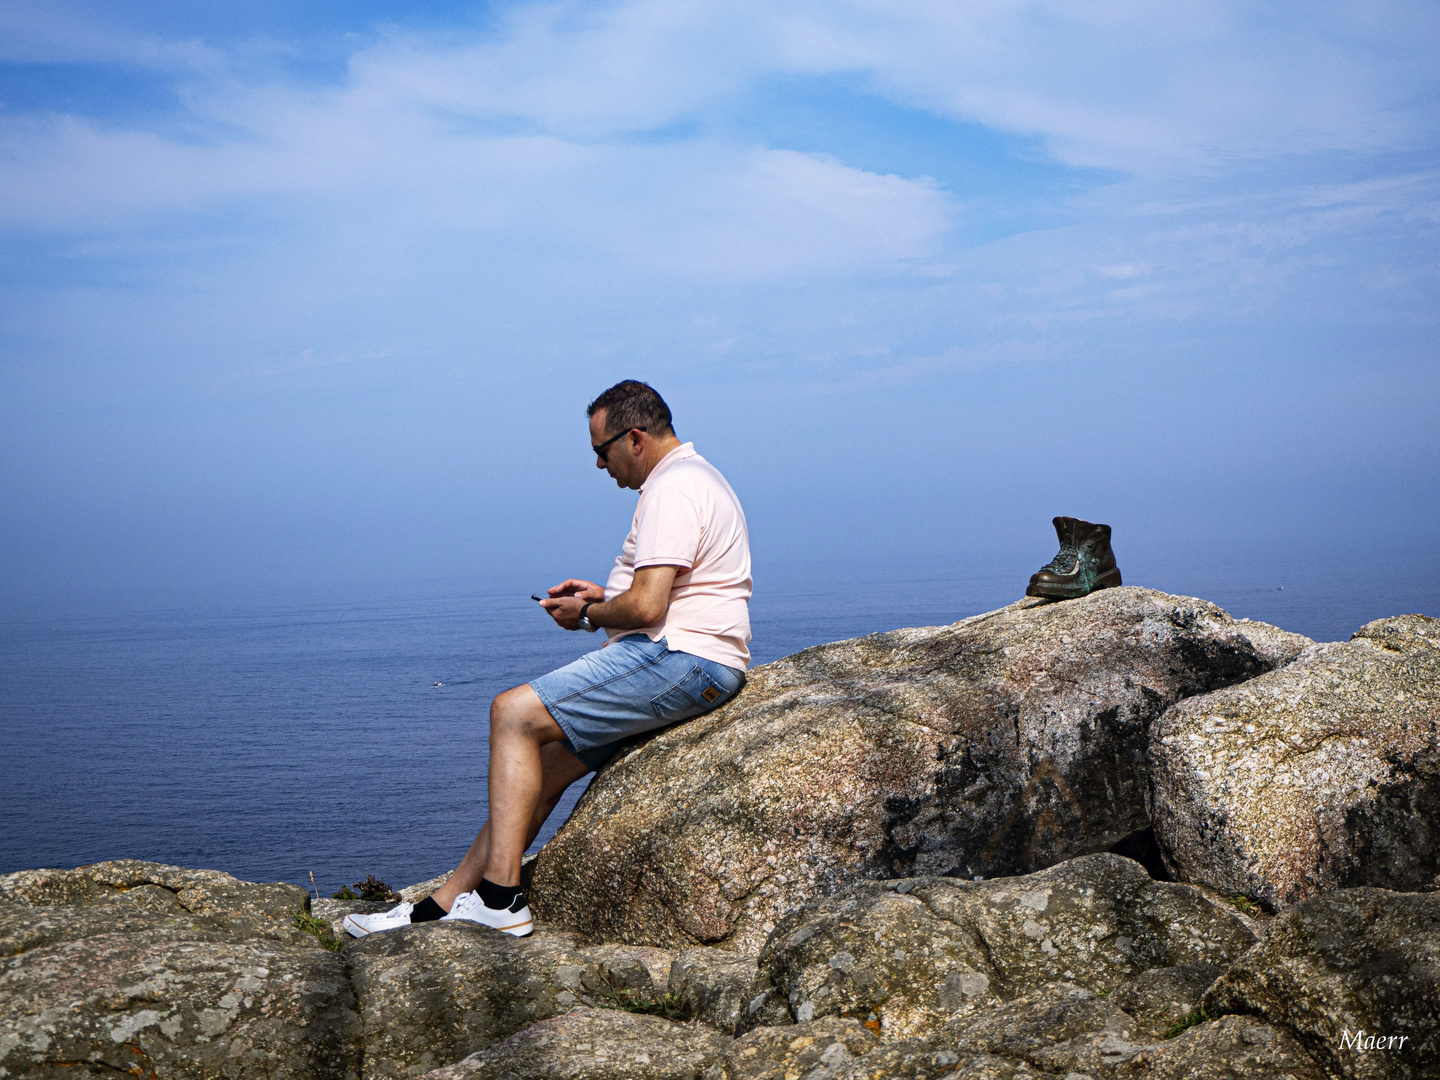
top-left (440, 890), bottom-right (534, 937)
top-left (342, 901), bottom-right (415, 937)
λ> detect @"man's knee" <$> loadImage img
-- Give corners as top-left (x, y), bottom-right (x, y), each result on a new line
top-left (490, 685), bottom-right (561, 742)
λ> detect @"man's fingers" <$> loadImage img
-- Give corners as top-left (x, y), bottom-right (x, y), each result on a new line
top-left (549, 578), bottom-right (601, 598)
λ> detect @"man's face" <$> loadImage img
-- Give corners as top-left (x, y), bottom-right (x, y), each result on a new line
top-left (590, 409), bottom-right (639, 489)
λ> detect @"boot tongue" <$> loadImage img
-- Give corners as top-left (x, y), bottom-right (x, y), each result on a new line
top-left (1042, 545), bottom-right (1079, 574)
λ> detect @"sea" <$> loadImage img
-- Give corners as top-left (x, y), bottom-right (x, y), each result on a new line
top-left (3, 544), bottom-right (1436, 898)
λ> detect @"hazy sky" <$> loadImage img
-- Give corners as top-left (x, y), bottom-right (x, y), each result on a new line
top-left (3, 1), bottom-right (1437, 603)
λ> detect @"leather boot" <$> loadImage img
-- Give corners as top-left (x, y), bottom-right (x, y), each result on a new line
top-left (1026, 517), bottom-right (1122, 599)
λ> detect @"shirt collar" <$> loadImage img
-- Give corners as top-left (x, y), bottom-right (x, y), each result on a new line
top-left (640, 442), bottom-right (696, 492)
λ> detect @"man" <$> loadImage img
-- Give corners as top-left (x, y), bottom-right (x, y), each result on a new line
top-left (345, 380), bottom-right (751, 938)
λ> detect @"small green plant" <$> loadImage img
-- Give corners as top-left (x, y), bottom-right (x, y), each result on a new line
top-left (331, 886), bottom-right (359, 900)
top-left (293, 909), bottom-right (343, 951)
top-left (581, 970), bottom-right (694, 1021)
top-left (352, 875), bottom-right (401, 902)
top-left (1224, 894), bottom-right (1261, 916)
top-left (1166, 1009), bottom-right (1208, 1038)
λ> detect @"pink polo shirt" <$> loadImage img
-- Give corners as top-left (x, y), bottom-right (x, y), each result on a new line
top-left (603, 443), bottom-right (753, 670)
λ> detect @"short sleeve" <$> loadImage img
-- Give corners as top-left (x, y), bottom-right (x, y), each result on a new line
top-left (633, 483), bottom-right (702, 569)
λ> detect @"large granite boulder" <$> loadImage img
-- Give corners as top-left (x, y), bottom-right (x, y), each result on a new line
top-left (418, 1006), bottom-right (732, 1080)
top-left (531, 589), bottom-right (1309, 950)
top-left (1204, 887), bottom-right (1440, 1080)
top-left (1150, 614), bottom-right (1440, 907)
top-left (756, 853), bottom-right (1256, 1039)
top-left (0, 861), bottom-right (361, 1080)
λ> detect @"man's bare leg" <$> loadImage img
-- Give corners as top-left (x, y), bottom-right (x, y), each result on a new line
top-left (431, 738), bottom-right (588, 911)
top-left (435, 683), bottom-right (570, 899)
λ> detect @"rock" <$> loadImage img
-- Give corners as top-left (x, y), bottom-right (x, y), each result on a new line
top-left (0, 929), bottom-right (360, 1080)
top-left (704, 1017), bottom-right (876, 1079)
top-left (943, 980), bottom-right (1138, 1071)
top-left (312, 898), bottom-right (393, 940)
top-left (1114, 1015), bottom-right (1324, 1079)
top-left (400, 872), bottom-right (452, 902)
top-left (585, 943), bottom-right (679, 995)
top-left (347, 923), bottom-right (668, 1078)
top-left (830, 1045), bottom-right (1046, 1079)
top-left (1150, 614), bottom-right (1440, 908)
top-left (1109, 962), bottom-right (1223, 1039)
top-left (667, 949), bottom-right (789, 1035)
top-left (531, 589), bottom-right (1309, 951)
top-left (418, 1006), bottom-right (731, 1080)
top-left (0, 860), bottom-right (315, 950)
top-left (0, 860), bottom-right (362, 1080)
top-left (758, 853), bottom-right (1255, 1039)
top-left (1203, 887), bottom-right (1440, 1080)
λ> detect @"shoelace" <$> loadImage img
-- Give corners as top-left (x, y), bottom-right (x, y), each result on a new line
top-left (1042, 544), bottom-right (1079, 574)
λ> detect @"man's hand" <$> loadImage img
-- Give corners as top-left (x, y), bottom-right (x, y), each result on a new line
top-left (548, 579), bottom-right (605, 600)
top-left (539, 579), bottom-right (604, 631)
top-left (538, 567), bottom-right (681, 632)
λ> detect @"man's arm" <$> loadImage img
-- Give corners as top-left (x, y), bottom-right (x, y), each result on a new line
top-left (541, 565), bottom-right (680, 631)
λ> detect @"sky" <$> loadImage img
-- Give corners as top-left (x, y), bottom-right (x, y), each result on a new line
top-left (2, 0), bottom-right (1437, 606)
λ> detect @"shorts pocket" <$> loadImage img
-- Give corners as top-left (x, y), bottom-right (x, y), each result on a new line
top-left (650, 666), bottom-right (733, 722)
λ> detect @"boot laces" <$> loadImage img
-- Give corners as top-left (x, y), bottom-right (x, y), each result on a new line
top-left (1042, 544), bottom-right (1079, 574)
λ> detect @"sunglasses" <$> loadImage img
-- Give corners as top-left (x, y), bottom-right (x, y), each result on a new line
top-left (592, 426), bottom-right (646, 462)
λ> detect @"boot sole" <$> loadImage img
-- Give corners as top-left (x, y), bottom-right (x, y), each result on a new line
top-left (1025, 570), bottom-right (1123, 599)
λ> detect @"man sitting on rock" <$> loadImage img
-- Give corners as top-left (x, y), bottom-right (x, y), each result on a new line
top-left (345, 380), bottom-right (752, 938)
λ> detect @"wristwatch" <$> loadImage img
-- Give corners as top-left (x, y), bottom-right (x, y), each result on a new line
top-left (578, 603), bottom-right (598, 632)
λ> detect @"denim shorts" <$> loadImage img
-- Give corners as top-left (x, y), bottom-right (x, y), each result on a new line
top-left (530, 634), bottom-right (746, 771)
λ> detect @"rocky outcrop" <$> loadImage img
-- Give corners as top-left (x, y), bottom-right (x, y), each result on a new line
top-left (8, 593), bottom-right (1440, 1080)
top-left (0, 862), bottom-right (361, 1080)
top-left (1150, 614), bottom-right (1440, 908)
top-left (348, 924), bottom-right (655, 1078)
top-left (531, 588), bottom-right (1310, 951)
top-left (705, 1000), bottom-right (1321, 1079)
top-left (755, 853), bottom-right (1256, 1039)
top-left (1204, 887), bottom-right (1440, 1080)
top-left (16, 854), bottom-right (1436, 1080)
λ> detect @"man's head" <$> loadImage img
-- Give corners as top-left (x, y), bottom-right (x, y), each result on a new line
top-left (587, 380), bottom-right (680, 489)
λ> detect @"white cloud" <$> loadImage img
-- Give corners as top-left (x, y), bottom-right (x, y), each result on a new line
top-left (0, 0), bottom-right (1434, 357)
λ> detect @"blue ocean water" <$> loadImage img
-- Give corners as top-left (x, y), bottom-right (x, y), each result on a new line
top-left (3, 545), bottom-right (1436, 896)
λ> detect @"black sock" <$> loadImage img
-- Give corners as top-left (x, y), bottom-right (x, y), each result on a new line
top-left (478, 877), bottom-right (523, 910)
top-left (410, 896), bottom-right (445, 922)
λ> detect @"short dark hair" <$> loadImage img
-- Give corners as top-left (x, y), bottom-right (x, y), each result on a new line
top-left (587, 380), bottom-right (675, 438)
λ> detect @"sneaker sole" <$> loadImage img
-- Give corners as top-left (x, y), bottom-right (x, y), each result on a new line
top-left (441, 914), bottom-right (535, 937)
